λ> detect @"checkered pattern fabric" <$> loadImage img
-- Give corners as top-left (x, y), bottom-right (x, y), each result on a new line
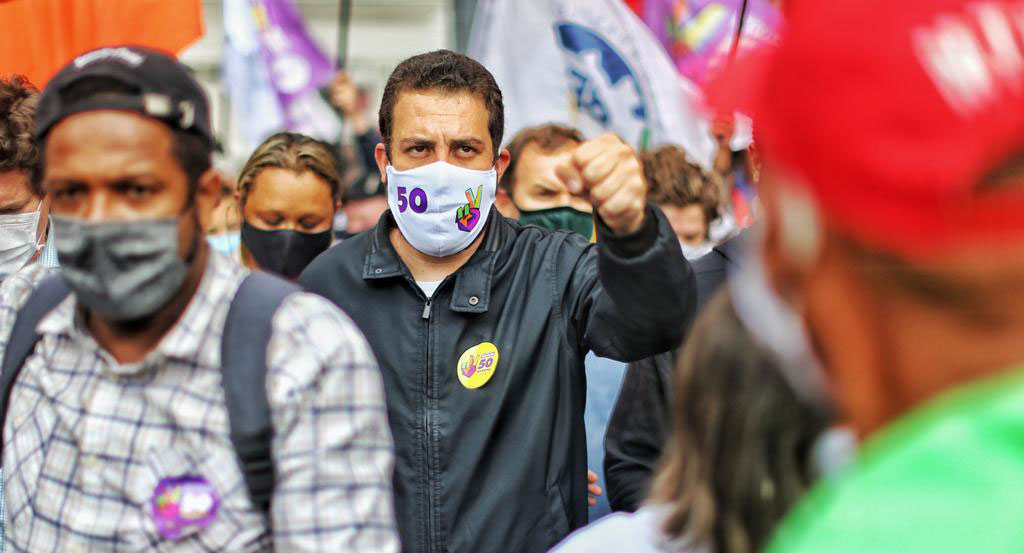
top-left (0, 253), bottom-right (398, 552)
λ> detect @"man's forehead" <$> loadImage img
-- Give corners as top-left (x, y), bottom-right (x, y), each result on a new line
top-left (43, 110), bottom-right (182, 184)
top-left (47, 110), bottom-right (174, 153)
top-left (392, 89), bottom-right (489, 137)
top-left (520, 141), bottom-right (578, 160)
top-left (46, 110), bottom-right (175, 164)
top-left (516, 142), bottom-right (576, 177)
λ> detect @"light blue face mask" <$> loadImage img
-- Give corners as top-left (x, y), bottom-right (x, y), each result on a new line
top-left (207, 230), bottom-right (241, 257)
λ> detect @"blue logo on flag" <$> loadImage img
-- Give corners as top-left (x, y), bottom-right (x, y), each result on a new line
top-left (555, 22), bottom-right (648, 143)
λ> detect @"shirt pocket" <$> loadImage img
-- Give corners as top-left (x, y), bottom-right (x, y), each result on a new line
top-left (139, 445), bottom-right (269, 550)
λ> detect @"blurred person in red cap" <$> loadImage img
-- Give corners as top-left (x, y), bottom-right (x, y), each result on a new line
top-left (720, 0), bottom-right (1024, 551)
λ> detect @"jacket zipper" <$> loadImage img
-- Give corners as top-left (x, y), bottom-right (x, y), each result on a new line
top-left (422, 299), bottom-right (435, 553)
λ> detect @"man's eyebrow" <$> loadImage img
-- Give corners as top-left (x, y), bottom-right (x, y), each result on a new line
top-left (399, 137), bottom-right (436, 147)
top-left (450, 137), bottom-right (485, 148)
top-left (110, 174), bottom-right (166, 186)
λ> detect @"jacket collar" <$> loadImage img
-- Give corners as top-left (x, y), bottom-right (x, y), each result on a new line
top-left (362, 209), bottom-right (508, 314)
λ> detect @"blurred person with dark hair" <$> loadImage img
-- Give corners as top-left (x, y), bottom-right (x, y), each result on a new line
top-left (0, 74), bottom-right (56, 276)
top-left (704, 1), bottom-right (1024, 551)
top-left (236, 132), bottom-right (339, 280)
top-left (0, 47), bottom-right (397, 551)
top-left (641, 145), bottom-right (723, 260)
top-left (603, 150), bottom-right (739, 513)
top-left (555, 291), bottom-right (831, 553)
top-left (341, 173), bottom-right (388, 237)
top-left (301, 49), bottom-right (695, 553)
top-left (603, 229), bottom-right (749, 512)
top-left (329, 70), bottom-right (389, 236)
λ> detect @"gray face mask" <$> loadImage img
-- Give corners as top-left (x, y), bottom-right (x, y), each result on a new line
top-left (51, 214), bottom-right (195, 322)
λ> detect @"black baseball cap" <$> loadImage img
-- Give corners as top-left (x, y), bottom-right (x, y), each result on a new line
top-left (35, 45), bottom-right (213, 145)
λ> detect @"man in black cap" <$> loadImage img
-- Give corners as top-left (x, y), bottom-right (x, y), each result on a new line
top-left (0, 46), bottom-right (398, 551)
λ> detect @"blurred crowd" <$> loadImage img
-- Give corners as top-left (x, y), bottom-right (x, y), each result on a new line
top-left (0, 0), bottom-right (1021, 552)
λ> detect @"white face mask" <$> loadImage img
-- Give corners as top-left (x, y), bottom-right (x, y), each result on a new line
top-left (680, 241), bottom-right (714, 260)
top-left (386, 161), bottom-right (497, 257)
top-left (0, 203), bottom-right (42, 278)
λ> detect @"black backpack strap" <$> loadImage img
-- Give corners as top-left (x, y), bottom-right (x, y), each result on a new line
top-left (221, 271), bottom-right (301, 514)
top-left (0, 274), bottom-right (71, 458)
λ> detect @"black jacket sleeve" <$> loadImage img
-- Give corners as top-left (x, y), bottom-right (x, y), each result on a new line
top-left (602, 350), bottom-right (676, 511)
top-left (560, 204), bottom-right (696, 362)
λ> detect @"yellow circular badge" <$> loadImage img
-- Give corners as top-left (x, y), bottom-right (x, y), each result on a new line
top-left (457, 342), bottom-right (499, 389)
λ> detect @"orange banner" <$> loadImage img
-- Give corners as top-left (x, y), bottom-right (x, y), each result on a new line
top-left (0, 0), bottom-right (204, 87)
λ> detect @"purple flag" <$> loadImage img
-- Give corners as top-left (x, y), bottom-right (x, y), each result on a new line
top-left (640, 0), bottom-right (781, 86)
top-left (250, 0), bottom-right (340, 138)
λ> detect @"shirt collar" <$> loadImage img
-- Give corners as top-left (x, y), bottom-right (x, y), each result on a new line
top-left (36, 251), bottom-right (244, 373)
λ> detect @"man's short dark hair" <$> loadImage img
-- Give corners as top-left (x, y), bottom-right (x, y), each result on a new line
top-left (499, 124), bottom-right (584, 193)
top-left (379, 50), bottom-right (504, 161)
top-left (39, 76), bottom-right (212, 195)
top-left (0, 75), bottom-right (42, 195)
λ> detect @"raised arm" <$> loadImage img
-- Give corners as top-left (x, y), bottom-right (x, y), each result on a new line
top-left (555, 134), bottom-right (697, 361)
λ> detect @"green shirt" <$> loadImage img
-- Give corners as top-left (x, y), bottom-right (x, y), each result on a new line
top-left (767, 365), bottom-right (1024, 553)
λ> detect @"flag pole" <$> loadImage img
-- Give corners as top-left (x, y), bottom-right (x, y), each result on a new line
top-left (336, 0), bottom-right (352, 68)
top-left (727, 0), bottom-right (750, 65)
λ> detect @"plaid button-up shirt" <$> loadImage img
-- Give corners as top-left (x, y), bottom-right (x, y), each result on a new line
top-left (0, 252), bottom-right (399, 552)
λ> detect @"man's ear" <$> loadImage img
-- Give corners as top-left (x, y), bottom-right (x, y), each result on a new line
top-left (495, 147), bottom-right (511, 181)
top-left (374, 143), bottom-right (389, 185)
top-left (195, 168), bottom-right (223, 234)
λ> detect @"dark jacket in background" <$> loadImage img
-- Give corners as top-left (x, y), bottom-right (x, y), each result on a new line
top-left (299, 207), bottom-right (695, 553)
top-left (603, 234), bottom-right (747, 512)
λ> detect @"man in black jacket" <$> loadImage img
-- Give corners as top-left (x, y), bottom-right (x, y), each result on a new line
top-left (603, 233), bottom-right (747, 511)
top-left (300, 50), bottom-right (695, 553)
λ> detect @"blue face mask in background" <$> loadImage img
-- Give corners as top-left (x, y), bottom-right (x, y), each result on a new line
top-left (207, 230), bottom-right (241, 258)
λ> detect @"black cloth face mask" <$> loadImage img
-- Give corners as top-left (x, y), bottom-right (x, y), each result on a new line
top-left (241, 221), bottom-right (332, 279)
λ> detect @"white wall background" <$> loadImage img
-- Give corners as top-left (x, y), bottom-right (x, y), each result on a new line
top-left (180, 0), bottom-right (454, 168)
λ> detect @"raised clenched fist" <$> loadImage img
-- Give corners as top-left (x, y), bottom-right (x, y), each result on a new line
top-left (557, 133), bottom-right (648, 236)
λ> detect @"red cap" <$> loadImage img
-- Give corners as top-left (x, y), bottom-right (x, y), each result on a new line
top-left (719, 0), bottom-right (1024, 258)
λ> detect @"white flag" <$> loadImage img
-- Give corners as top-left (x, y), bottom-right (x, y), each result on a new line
top-left (468, 0), bottom-right (716, 169)
top-left (223, 0), bottom-right (286, 151)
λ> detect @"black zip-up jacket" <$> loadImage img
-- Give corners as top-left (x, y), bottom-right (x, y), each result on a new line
top-left (299, 206), bottom-right (695, 553)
